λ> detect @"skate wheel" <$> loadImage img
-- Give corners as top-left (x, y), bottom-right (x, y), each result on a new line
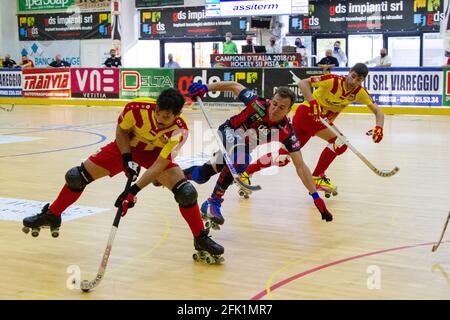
top-left (244, 193), bottom-right (249, 199)
top-left (211, 223), bottom-right (220, 231)
top-left (193, 253), bottom-right (200, 262)
top-left (22, 227), bottom-right (30, 234)
top-left (31, 229), bottom-right (40, 237)
top-left (204, 221), bottom-right (211, 229)
top-left (206, 256), bottom-right (213, 264)
top-left (332, 191), bottom-right (338, 196)
top-left (51, 231), bottom-right (59, 238)
top-left (325, 193), bottom-right (331, 198)
top-left (81, 280), bottom-right (91, 293)
top-left (238, 190), bottom-right (245, 197)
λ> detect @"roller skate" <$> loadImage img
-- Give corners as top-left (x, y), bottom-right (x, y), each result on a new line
top-left (313, 174), bottom-right (338, 198)
top-left (200, 197), bottom-right (224, 231)
top-left (22, 203), bottom-right (61, 238)
top-left (193, 230), bottom-right (224, 264)
top-left (237, 172), bottom-right (252, 199)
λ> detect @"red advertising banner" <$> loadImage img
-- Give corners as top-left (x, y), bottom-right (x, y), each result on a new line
top-left (210, 54), bottom-right (302, 68)
top-left (22, 68), bottom-right (70, 98)
top-left (71, 68), bottom-right (120, 99)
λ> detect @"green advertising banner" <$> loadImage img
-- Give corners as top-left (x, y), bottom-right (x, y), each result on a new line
top-left (18, 0), bottom-right (76, 12)
top-left (120, 69), bottom-right (174, 99)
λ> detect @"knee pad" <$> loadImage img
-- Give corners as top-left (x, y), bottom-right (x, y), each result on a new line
top-left (327, 137), bottom-right (348, 155)
top-left (172, 179), bottom-right (198, 208)
top-left (65, 164), bottom-right (93, 192)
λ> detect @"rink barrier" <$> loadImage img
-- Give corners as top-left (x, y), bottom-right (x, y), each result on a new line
top-left (0, 67), bottom-right (449, 115)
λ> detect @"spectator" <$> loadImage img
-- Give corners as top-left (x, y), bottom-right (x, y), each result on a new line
top-left (19, 55), bottom-right (34, 69)
top-left (164, 53), bottom-right (180, 68)
top-left (295, 37), bottom-right (308, 66)
top-left (317, 49), bottom-right (339, 71)
top-left (365, 48), bottom-right (392, 67)
top-left (446, 55), bottom-right (450, 68)
top-left (49, 54), bottom-right (71, 68)
top-left (2, 54), bottom-right (17, 68)
top-left (223, 32), bottom-right (238, 54)
top-left (332, 41), bottom-right (347, 67)
top-left (104, 49), bottom-right (122, 68)
top-left (242, 35), bottom-right (256, 53)
top-left (266, 35), bottom-right (281, 54)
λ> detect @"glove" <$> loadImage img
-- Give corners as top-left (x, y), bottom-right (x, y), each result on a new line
top-left (188, 82), bottom-right (208, 99)
top-left (366, 126), bottom-right (383, 143)
top-left (122, 153), bottom-right (140, 182)
top-left (309, 99), bottom-right (322, 122)
top-left (115, 184), bottom-right (141, 217)
top-left (311, 192), bottom-right (333, 222)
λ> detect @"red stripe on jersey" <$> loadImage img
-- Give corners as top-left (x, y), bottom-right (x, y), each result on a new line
top-left (361, 87), bottom-right (374, 104)
top-left (147, 107), bottom-right (158, 132)
top-left (132, 108), bottom-right (144, 128)
top-left (319, 74), bottom-right (341, 82)
top-left (330, 77), bottom-right (339, 95)
top-left (134, 141), bottom-right (147, 150)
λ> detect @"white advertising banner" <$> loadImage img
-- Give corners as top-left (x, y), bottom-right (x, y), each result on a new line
top-left (19, 40), bottom-right (81, 68)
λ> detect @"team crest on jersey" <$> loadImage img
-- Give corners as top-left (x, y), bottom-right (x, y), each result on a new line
top-left (251, 101), bottom-right (266, 117)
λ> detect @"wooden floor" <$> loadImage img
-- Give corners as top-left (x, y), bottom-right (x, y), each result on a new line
top-left (0, 104), bottom-right (449, 300)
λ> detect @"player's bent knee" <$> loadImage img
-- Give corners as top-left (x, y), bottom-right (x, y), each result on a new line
top-left (65, 164), bottom-right (93, 192)
top-left (328, 137), bottom-right (347, 155)
top-left (172, 179), bottom-right (198, 208)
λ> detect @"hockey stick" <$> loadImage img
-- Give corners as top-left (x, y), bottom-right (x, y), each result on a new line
top-left (319, 117), bottom-right (399, 177)
top-left (80, 172), bottom-right (135, 292)
top-left (432, 211), bottom-right (450, 252)
top-left (0, 104), bottom-right (15, 112)
top-left (196, 97), bottom-right (261, 192)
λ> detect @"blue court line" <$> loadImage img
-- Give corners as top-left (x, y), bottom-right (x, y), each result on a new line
top-left (0, 129), bottom-right (107, 158)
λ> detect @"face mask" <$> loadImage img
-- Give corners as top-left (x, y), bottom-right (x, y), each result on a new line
top-left (380, 53), bottom-right (386, 58)
top-left (225, 37), bottom-right (231, 42)
top-left (295, 41), bottom-right (301, 47)
top-left (247, 40), bottom-right (252, 45)
top-left (334, 47), bottom-right (339, 53)
top-left (270, 40), bottom-right (275, 45)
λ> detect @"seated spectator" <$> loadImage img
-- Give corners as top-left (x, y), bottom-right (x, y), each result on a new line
top-left (266, 35), bottom-right (281, 54)
top-left (242, 35), bottom-right (256, 53)
top-left (295, 37), bottom-right (308, 66)
top-left (104, 49), bottom-right (122, 68)
top-left (2, 54), bottom-right (17, 68)
top-left (49, 54), bottom-right (71, 68)
top-left (317, 49), bottom-right (339, 71)
top-left (365, 48), bottom-right (392, 67)
top-left (19, 55), bottom-right (34, 69)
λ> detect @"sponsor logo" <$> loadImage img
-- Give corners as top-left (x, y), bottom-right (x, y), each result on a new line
top-left (23, 72), bottom-right (69, 91)
top-left (122, 71), bottom-right (173, 91)
top-left (73, 69), bottom-right (117, 98)
top-left (0, 73), bottom-right (22, 88)
top-left (177, 70), bottom-right (259, 99)
top-left (141, 11), bottom-right (165, 35)
top-left (24, 0), bottom-right (71, 10)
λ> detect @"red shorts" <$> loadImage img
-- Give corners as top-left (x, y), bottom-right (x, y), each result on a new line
top-left (292, 104), bottom-right (339, 147)
top-left (88, 141), bottom-right (178, 177)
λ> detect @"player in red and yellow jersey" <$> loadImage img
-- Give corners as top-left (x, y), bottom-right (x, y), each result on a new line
top-left (22, 88), bottom-right (224, 262)
top-left (243, 63), bottom-right (384, 196)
